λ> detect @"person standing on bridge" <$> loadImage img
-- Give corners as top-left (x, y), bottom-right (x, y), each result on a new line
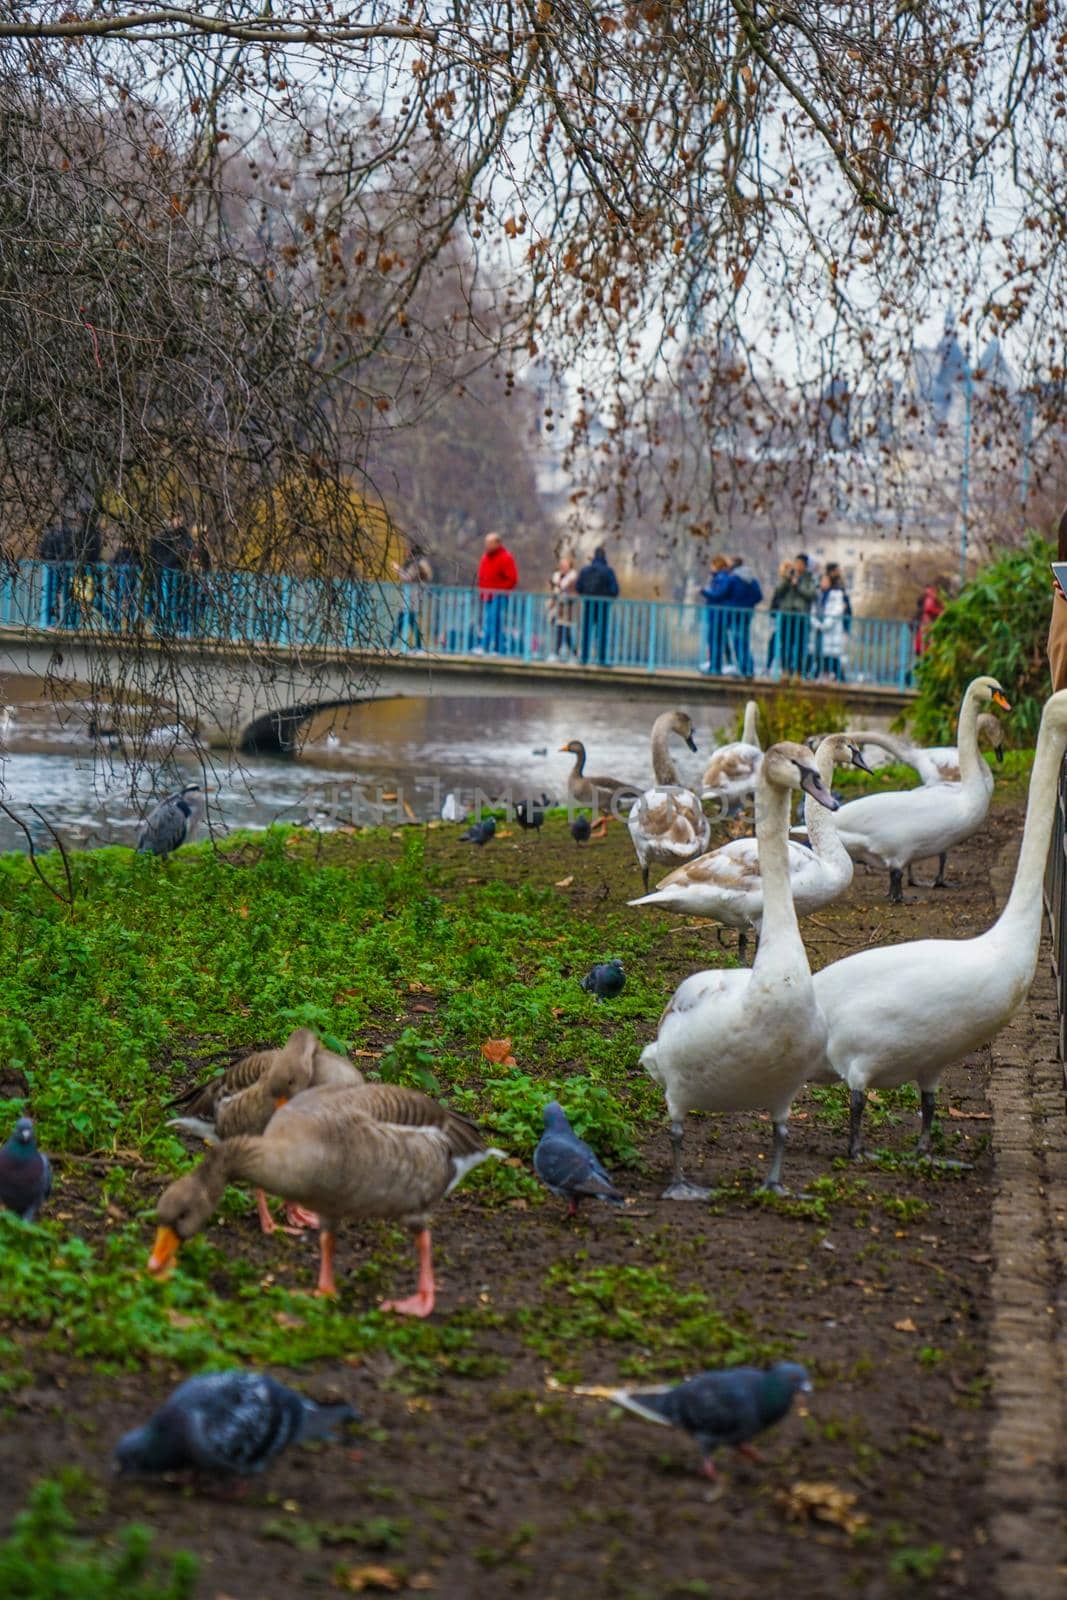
top-left (576, 546), bottom-right (619, 667)
top-left (476, 531), bottom-right (518, 655)
top-left (390, 541), bottom-right (433, 652)
top-left (724, 553), bottom-right (763, 677)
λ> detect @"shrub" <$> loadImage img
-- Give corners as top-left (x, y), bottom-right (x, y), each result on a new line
top-left (727, 692), bottom-right (847, 746)
top-left (910, 534), bottom-right (1052, 743)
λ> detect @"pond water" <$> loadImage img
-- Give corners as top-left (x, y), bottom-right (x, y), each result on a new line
top-left (0, 693), bottom-right (739, 853)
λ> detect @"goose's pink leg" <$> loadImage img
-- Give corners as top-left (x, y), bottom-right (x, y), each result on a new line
top-left (314, 1230), bottom-right (338, 1297)
top-left (283, 1203), bottom-right (320, 1231)
top-left (256, 1189), bottom-right (277, 1235)
top-left (381, 1229), bottom-right (435, 1318)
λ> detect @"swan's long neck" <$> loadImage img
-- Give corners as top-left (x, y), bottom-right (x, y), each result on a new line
top-left (806, 743), bottom-right (844, 860)
top-left (752, 776), bottom-right (806, 978)
top-left (742, 700), bottom-right (759, 748)
top-left (846, 730), bottom-right (917, 771)
top-left (995, 705), bottom-right (1067, 944)
top-left (956, 687), bottom-right (986, 791)
top-left (650, 724), bottom-right (679, 786)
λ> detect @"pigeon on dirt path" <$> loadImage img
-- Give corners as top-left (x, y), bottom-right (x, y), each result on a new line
top-left (0, 1116), bottom-right (52, 1221)
top-left (612, 1362), bottom-right (811, 1479)
top-left (533, 1101), bottom-right (624, 1217)
top-left (115, 1371), bottom-right (357, 1481)
top-left (459, 817), bottom-right (496, 846)
top-left (580, 959), bottom-right (625, 1001)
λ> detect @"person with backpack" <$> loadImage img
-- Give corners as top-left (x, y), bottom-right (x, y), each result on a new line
top-left (723, 554), bottom-right (763, 677)
top-left (575, 546), bottom-right (619, 667)
top-left (699, 555), bottom-right (732, 674)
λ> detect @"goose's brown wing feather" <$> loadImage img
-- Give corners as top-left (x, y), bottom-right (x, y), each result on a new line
top-left (294, 1082), bottom-right (484, 1157)
top-left (164, 1047), bottom-right (276, 1118)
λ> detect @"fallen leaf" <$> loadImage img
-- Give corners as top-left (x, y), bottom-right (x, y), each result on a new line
top-left (352, 1049), bottom-right (382, 1059)
top-left (339, 1566), bottom-right (403, 1593)
top-left (554, 874), bottom-right (575, 888)
top-left (893, 1317), bottom-right (918, 1333)
top-left (164, 1309), bottom-right (196, 1329)
top-left (273, 1311), bottom-right (305, 1330)
top-left (407, 981), bottom-right (434, 994)
top-left (481, 1038), bottom-right (516, 1065)
top-left (945, 1108), bottom-right (992, 1120)
top-left (412, 1003), bottom-right (434, 1013)
top-left (409, 1578), bottom-right (436, 1593)
top-left (777, 1480), bottom-right (868, 1535)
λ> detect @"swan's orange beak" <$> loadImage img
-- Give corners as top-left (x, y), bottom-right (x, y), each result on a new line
top-left (558, 743), bottom-right (571, 752)
top-left (992, 690), bottom-right (1011, 710)
top-left (147, 1226), bottom-right (181, 1278)
top-left (274, 1096), bottom-right (288, 1110)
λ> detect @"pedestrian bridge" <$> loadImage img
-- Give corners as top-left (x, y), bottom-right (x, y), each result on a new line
top-left (0, 561), bottom-right (917, 753)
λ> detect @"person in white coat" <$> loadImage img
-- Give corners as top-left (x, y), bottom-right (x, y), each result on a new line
top-left (813, 571), bottom-right (850, 681)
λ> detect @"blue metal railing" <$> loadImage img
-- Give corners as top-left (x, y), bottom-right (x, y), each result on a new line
top-left (0, 560), bottom-right (920, 689)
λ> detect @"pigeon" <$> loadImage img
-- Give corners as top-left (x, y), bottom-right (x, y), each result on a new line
top-left (533, 1101), bottom-right (624, 1217)
top-left (612, 1362), bottom-right (811, 1479)
top-left (515, 794), bottom-right (551, 833)
top-left (570, 814), bottom-right (592, 844)
top-left (114, 1370), bottom-right (357, 1481)
top-left (459, 816), bottom-right (496, 846)
top-left (0, 1116), bottom-right (52, 1221)
top-left (580, 959), bottom-right (625, 1000)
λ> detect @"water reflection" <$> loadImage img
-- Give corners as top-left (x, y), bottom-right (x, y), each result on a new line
top-left (0, 694), bottom-right (737, 853)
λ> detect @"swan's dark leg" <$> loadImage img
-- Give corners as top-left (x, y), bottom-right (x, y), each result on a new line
top-left (642, 863), bottom-right (650, 893)
top-left (662, 1118), bottom-right (711, 1201)
top-left (932, 853), bottom-right (949, 888)
top-left (916, 1090), bottom-right (937, 1155)
top-left (848, 1088), bottom-right (867, 1161)
top-left (761, 1120), bottom-right (789, 1193)
top-left (888, 868), bottom-right (904, 903)
top-left (738, 929), bottom-right (749, 963)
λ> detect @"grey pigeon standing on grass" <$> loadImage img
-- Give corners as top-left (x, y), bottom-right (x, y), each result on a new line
top-left (0, 1116), bottom-right (52, 1221)
top-left (137, 784), bottom-right (205, 858)
top-left (459, 816), bottom-right (496, 846)
top-left (533, 1101), bottom-right (624, 1217)
top-left (570, 814), bottom-right (592, 844)
top-left (114, 1371), bottom-right (357, 1481)
top-left (580, 958), bottom-right (625, 1001)
top-left (612, 1362), bottom-right (811, 1479)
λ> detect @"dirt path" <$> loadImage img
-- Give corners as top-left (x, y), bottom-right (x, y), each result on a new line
top-left (0, 803), bottom-right (1044, 1599)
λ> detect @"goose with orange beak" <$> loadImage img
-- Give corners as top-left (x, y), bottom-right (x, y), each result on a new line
top-left (148, 1083), bottom-right (503, 1315)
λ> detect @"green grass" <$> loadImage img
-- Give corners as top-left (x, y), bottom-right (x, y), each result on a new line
top-left (0, 1477), bottom-right (197, 1599)
top-left (0, 823), bottom-right (723, 1389)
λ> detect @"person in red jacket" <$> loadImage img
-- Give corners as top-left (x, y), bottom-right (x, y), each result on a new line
top-left (475, 531), bottom-right (519, 654)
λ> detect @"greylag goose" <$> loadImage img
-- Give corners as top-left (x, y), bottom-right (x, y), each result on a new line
top-left (149, 1083), bottom-right (503, 1316)
top-left (559, 740), bottom-right (639, 815)
top-left (166, 1029), bottom-right (363, 1233)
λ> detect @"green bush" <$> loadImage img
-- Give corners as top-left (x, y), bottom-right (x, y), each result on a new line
top-left (0, 1479), bottom-right (197, 1599)
top-left (910, 534), bottom-right (1052, 743)
top-left (727, 692), bottom-right (847, 747)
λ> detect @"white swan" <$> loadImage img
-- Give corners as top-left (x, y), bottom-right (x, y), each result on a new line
top-left (627, 710), bottom-right (710, 893)
top-left (836, 716), bottom-right (1005, 887)
top-left (640, 741), bottom-right (838, 1199)
top-left (828, 677), bottom-right (1010, 902)
top-left (631, 734), bottom-right (869, 959)
top-left (701, 699), bottom-right (761, 816)
top-left (810, 686), bottom-right (1067, 1161)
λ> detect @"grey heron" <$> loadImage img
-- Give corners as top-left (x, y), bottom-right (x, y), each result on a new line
top-left (136, 784), bottom-right (205, 858)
